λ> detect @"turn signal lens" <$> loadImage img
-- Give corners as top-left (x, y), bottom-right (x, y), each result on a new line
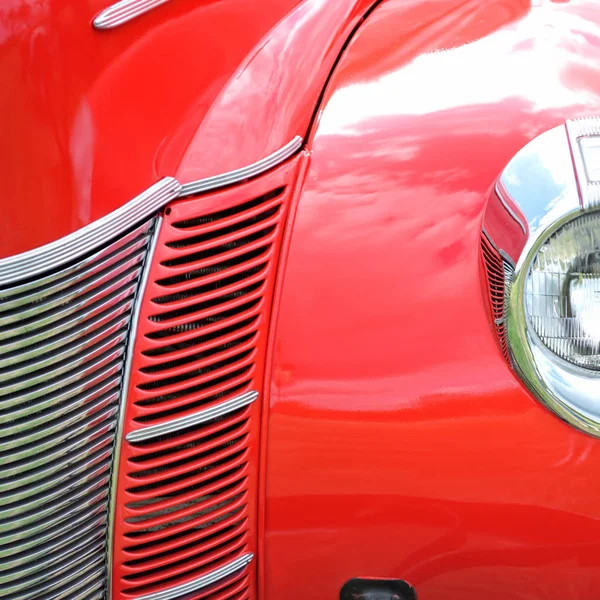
top-left (525, 213), bottom-right (600, 370)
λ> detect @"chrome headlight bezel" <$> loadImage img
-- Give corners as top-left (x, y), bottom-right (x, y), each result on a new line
top-left (484, 119), bottom-right (600, 436)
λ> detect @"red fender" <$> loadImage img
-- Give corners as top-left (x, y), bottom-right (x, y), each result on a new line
top-left (265, 1), bottom-right (600, 599)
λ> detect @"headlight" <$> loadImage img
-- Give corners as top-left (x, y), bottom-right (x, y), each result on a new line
top-left (483, 118), bottom-right (600, 436)
top-left (526, 212), bottom-right (600, 371)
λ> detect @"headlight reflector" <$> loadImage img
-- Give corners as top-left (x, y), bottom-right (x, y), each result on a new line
top-left (526, 213), bottom-right (600, 371)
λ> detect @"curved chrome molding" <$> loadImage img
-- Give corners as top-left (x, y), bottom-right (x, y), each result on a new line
top-left (107, 217), bottom-right (163, 600)
top-left (179, 136), bottom-right (303, 197)
top-left (482, 120), bottom-right (600, 437)
top-left (135, 553), bottom-right (253, 600)
top-left (0, 178), bottom-right (180, 287)
top-left (126, 390), bottom-right (258, 443)
top-left (93, 0), bottom-right (171, 30)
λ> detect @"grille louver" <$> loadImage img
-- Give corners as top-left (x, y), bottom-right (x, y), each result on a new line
top-left (113, 157), bottom-right (303, 599)
top-left (0, 219), bottom-right (156, 600)
top-left (481, 231), bottom-right (514, 361)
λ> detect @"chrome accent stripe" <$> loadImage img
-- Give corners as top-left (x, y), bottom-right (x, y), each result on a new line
top-left (134, 553), bottom-right (254, 600)
top-left (126, 390), bottom-right (258, 443)
top-left (107, 217), bottom-right (163, 600)
top-left (93, 0), bottom-right (171, 30)
top-left (179, 136), bottom-right (303, 197)
top-left (494, 182), bottom-right (527, 234)
top-left (0, 177), bottom-right (180, 286)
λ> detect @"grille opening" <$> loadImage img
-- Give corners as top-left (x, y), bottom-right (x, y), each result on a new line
top-left (206, 573), bottom-right (249, 600)
top-left (0, 401), bottom-right (117, 465)
top-left (0, 432), bottom-right (113, 494)
top-left (0, 234), bottom-right (149, 310)
top-left (126, 450), bottom-right (247, 494)
top-left (156, 247), bottom-right (270, 288)
top-left (0, 223), bottom-right (152, 300)
top-left (161, 227), bottom-right (276, 268)
top-left (0, 348), bottom-right (123, 405)
top-left (130, 418), bottom-right (248, 462)
top-left (167, 206), bottom-right (281, 250)
top-left (137, 350), bottom-right (254, 392)
top-left (0, 265), bottom-right (142, 337)
top-left (134, 374), bottom-right (252, 416)
top-left (143, 317), bottom-right (258, 358)
top-left (153, 264), bottom-right (267, 306)
top-left (123, 532), bottom-right (246, 581)
top-left (0, 330), bottom-right (128, 391)
top-left (0, 294), bottom-right (135, 358)
top-left (3, 511), bottom-right (106, 567)
top-left (149, 282), bottom-right (265, 324)
top-left (146, 301), bottom-right (261, 341)
top-left (129, 435), bottom-right (248, 481)
top-left (0, 314), bottom-right (129, 380)
top-left (0, 364), bottom-right (121, 426)
top-left (141, 333), bottom-right (257, 375)
top-left (122, 546), bottom-right (247, 595)
top-left (125, 492), bottom-right (246, 538)
top-left (126, 469), bottom-right (247, 512)
top-left (0, 387), bottom-right (119, 449)
top-left (124, 503), bottom-right (245, 552)
top-left (0, 451), bottom-right (111, 518)
top-left (0, 246), bottom-right (145, 323)
top-left (124, 519), bottom-right (246, 567)
top-left (172, 188), bottom-right (285, 229)
top-left (125, 478), bottom-right (246, 524)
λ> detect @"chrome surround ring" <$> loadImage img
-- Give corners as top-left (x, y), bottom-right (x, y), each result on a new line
top-left (483, 119), bottom-right (600, 436)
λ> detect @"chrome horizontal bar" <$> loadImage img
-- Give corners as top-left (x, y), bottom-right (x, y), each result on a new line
top-left (126, 390), bottom-right (258, 443)
top-left (93, 0), bottom-right (171, 30)
top-left (0, 178), bottom-right (179, 286)
top-left (134, 553), bottom-right (253, 600)
top-left (179, 136), bottom-right (303, 197)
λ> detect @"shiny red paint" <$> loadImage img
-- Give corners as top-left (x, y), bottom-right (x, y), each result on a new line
top-left (265, 1), bottom-right (600, 600)
top-left (113, 155), bottom-right (304, 599)
top-left (0, 0), bottom-right (375, 259)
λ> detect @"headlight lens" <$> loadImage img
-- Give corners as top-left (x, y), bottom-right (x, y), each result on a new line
top-left (526, 212), bottom-right (600, 370)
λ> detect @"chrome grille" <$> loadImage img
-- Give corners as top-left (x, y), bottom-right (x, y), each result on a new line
top-left (0, 219), bottom-right (156, 599)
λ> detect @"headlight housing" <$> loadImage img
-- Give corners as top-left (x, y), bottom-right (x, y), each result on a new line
top-left (483, 118), bottom-right (600, 436)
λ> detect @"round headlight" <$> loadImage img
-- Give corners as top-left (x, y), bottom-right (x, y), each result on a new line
top-left (482, 119), bottom-right (600, 437)
top-left (526, 212), bottom-right (600, 371)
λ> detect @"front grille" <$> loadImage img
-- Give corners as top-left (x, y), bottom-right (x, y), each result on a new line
top-left (0, 219), bottom-right (156, 599)
top-left (112, 156), bottom-right (302, 600)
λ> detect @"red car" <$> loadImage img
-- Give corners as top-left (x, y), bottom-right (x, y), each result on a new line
top-left (1, 0), bottom-right (600, 598)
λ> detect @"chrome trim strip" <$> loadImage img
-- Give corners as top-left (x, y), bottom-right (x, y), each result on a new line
top-left (566, 117), bottom-right (600, 209)
top-left (134, 553), bottom-right (253, 600)
top-left (179, 136), bottom-right (303, 197)
top-left (495, 182), bottom-right (527, 234)
top-left (0, 178), bottom-right (180, 287)
top-left (93, 0), bottom-right (171, 30)
top-left (126, 390), bottom-right (258, 443)
top-left (106, 217), bottom-right (163, 600)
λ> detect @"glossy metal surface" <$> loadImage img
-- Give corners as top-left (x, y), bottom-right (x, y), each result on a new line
top-left (0, 178), bottom-right (179, 286)
top-left (179, 137), bottom-right (303, 197)
top-left (126, 390), bottom-right (258, 442)
top-left (0, 219), bottom-right (155, 599)
top-left (93, 0), bottom-right (172, 30)
top-left (484, 121), bottom-right (600, 436)
top-left (0, 0), bottom-right (376, 259)
top-left (266, 1), bottom-right (600, 599)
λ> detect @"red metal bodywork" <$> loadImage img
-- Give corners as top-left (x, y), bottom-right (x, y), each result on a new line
top-left (0, 0), bottom-right (374, 259)
top-left (265, 1), bottom-right (600, 599)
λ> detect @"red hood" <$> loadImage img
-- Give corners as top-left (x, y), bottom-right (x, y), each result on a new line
top-left (0, 0), bottom-right (373, 258)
